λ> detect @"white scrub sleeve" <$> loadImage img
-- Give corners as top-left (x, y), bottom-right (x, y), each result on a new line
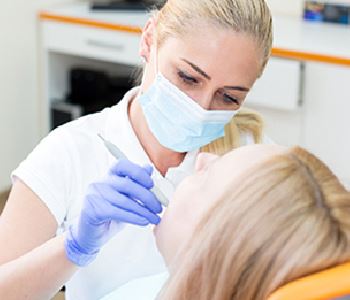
top-left (11, 127), bottom-right (75, 227)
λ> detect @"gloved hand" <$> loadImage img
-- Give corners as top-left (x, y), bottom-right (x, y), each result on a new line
top-left (65, 159), bottom-right (163, 267)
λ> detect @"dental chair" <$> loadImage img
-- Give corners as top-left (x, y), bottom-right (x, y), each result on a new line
top-left (269, 261), bottom-right (350, 300)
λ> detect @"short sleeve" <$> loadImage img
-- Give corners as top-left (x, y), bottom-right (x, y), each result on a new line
top-left (12, 127), bottom-right (75, 228)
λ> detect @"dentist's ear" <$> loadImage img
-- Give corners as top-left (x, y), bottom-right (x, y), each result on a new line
top-left (195, 152), bottom-right (219, 172)
top-left (139, 16), bottom-right (157, 63)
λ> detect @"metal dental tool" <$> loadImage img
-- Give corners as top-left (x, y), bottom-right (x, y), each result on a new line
top-left (98, 134), bottom-right (169, 207)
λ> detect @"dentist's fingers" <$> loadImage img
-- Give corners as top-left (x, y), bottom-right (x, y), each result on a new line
top-left (106, 206), bottom-right (150, 226)
top-left (143, 164), bottom-right (154, 176)
top-left (108, 176), bottom-right (162, 214)
top-left (91, 181), bottom-right (161, 223)
top-left (110, 159), bottom-right (154, 189)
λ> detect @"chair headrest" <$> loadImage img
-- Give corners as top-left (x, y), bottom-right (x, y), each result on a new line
top-left (269, 262), bottom-right (350, 300)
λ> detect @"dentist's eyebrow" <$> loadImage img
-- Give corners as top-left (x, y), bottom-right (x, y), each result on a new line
top-left (224, 85), bottom-right (250, 92)
top-left (181, 58), bottom-right (211, 80)
top-left (181, 58), bottom-right (250, 92)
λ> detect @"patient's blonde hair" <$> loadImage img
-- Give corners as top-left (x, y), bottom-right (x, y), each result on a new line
top-left (158, 147), bottom-right (350, 300)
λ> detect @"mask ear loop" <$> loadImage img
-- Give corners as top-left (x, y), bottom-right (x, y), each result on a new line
top-left (137, 25), bottom-right (158, 97)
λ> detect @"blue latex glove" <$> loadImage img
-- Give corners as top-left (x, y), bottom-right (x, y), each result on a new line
top-left (65, 159), bottom-right (163, 267)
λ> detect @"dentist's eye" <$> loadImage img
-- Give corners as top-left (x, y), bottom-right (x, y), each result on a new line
top-left (223, 93), bottom-right (240, 105)
top-left (178, 71), bottom-right (198, 85)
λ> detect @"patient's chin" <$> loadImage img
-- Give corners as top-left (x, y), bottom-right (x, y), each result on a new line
top-left (153, 224), bottom-right (163, 254)
top-left (153, 224), bottom-right (172, 265)
top-left (153, 224), bottom-right (159, 236)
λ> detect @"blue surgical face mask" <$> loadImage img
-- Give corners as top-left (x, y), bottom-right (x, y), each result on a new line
top-left (138, 72), bottom-right (238, 152)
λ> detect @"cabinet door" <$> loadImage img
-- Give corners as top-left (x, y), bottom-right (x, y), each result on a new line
top-left (246, 58), bottom-right (302, 111)
top-left (42, 22), bottom-right (141, 65)
top-left (303, 63), bottom-right (350, 188)
top-left (245, 57), bottom-right (303, 146)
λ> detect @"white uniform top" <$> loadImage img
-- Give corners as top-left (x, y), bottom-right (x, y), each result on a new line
top-left (100, 272), bottom-right (168, 300)
top-left (12, 87), bottom-right (266, 300)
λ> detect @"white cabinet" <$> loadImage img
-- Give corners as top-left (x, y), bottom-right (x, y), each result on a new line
top-left (43, 22), bottom-right (142, 65)
top-left (40, 22), bottom-right (138, 134)
top-left (303, 63), bottom-right (350, 188)
top-left (246, 58), bottom-right (302, 111)
top-left (245, 58), bottom-right (304, 147)
top-left (249, 62), bottom-right (350, 189)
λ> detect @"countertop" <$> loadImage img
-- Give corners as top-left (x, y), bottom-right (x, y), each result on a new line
top-left (39, 3), bottom-right (350, 67)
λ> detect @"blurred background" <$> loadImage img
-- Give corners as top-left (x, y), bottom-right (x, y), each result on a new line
top-left (0, 0), bottom-right (350, 199)
top-left (0, 1), bottom-right (349, 298)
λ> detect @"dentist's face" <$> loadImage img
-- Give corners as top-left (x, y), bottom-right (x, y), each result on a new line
top-left (155, 145), bottom-right (286, 266)
top-left (140, 19), bottom-right (262, 111)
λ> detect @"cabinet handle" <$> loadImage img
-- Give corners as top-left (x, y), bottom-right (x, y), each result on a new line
top-left (298, 62), bottom-right (306, 107)
top-left (86, 39), bottom-right (125, 52)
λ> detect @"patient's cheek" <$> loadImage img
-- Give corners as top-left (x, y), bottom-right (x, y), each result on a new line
top-left (154, 173), bottom-right (208, 263)
top-left (154, 205), bottom-right (195, 265)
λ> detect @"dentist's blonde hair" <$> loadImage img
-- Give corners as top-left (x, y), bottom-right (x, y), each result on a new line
top-left (156, 0), bottom-right (273, 75)
top-left (154, 0), bottom-right (271, 152)
top-left (158, 146), bottom-right (350, 300)
top-left (201, 108), bottom-right (264, 155)
top-left (135, 0), bottom-right (271, 154)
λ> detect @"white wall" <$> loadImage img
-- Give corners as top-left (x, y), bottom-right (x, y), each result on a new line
top-left (0, 0), bottom-right (81, 191)
top-left (267, 0), bottom-right (304, 17)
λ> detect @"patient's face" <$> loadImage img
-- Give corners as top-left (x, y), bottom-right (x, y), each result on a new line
top-left (155, 144), bottom-right (285, 265)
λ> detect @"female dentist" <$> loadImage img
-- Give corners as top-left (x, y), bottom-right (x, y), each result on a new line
top-left (0, 0), bottom-right (273, 299)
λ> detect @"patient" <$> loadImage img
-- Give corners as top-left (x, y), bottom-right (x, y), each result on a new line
top-left (104, 144), bottom-right (350, 300)
top-left (158, 144), bottom-right (350, 299)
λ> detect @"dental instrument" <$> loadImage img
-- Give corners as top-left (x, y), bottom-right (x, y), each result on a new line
top-left (98, 134), bottom-right (169, 207)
